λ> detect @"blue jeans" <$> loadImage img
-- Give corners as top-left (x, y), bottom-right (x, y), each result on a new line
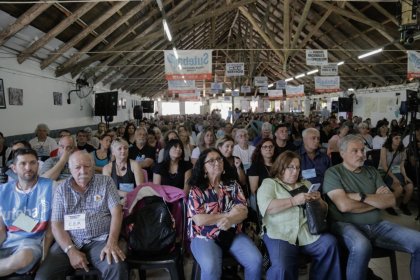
top-left (191, 233), bottom-right (262, 280)
top-left (332, 220), bottom-right (420, 280)
top-left (263, 233), bottom-right (341, 280)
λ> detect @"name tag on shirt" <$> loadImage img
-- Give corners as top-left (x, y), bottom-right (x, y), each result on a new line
top-left (391, 165), bottom-right (401, 174)
top-left (119, 183), bottom-right (134, 192)
top-left (302, 168), bottom-right (316, 179)
top-left (64, 214), bottom-right (86, 231)
top-left (12, 213), bottom-right (38, 233)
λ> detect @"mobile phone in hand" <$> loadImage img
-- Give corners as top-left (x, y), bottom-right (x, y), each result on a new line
top-left (308, 183), bottom-right (321, 193)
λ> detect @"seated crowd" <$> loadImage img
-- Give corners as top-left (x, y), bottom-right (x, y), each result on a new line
top-left (0, 110), bottom-right (420, 280)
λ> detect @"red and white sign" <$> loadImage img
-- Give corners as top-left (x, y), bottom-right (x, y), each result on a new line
top-left (286, 85), bottom-right (304, 97)
top-left (168, 80), bottom-right (196, 95)
top-left (407, 51), bottom-right (420, 79)
top-left (164, 49), bottom-right (212, 80)
top-left (314, 76), bottom-right (340, 93)
top-left (267, 90), bottom-right (284, 100)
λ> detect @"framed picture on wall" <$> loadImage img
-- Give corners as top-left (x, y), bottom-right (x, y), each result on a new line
top-left (8, 87), bottom-right (23, 106)
top-left (53, 92), bottom-right (62, 105)
top-left (0, 79), bottom-right (5, 109)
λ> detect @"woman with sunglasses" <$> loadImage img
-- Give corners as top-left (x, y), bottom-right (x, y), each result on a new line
top-left (257, 151), bottom-right (340, 280)
top-left (187, 148), bottom-right (262, 280)
top-left (103, 138), bottom-right (144, 199)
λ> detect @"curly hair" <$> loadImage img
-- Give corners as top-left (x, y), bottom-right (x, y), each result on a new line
top-left (251, 138), bottom-right (276, 164)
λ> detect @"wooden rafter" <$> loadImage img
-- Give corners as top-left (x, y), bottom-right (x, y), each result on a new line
top-left (0, 2), bottom-right (52, 46)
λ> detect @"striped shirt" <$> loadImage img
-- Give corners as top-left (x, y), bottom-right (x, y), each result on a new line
top-left (51, 174), bottom-right (120, 248)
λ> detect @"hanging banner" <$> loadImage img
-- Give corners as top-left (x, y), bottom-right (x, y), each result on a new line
top-left (168, 80), bottom-right (196, 94)
top-left (306, 50), bottom-right (328, 66)
top-left (164, 49), bottom-right (212, 80)
top-left (276, 80), bottom-right (286, 90)
top-left (178, 91), bottom-right (200, 101)
top-left (407, 51), bottom-right (420, 79)
top-left (314, 76), bottom-right (340, 93)
top-left (211, 82), bottom-right (224, 90)
top-left (232, 90), bottom-right (240, 97)
top-left (320, 64), bottom-right (338, 76)
top-left (286, 85), bottom-right (305, 97)
top-left (259, 87), bottom-right (268, 93)
top-left (267, 90), bottom-right (284, 100)
top-left (240, 85), bottom-right (251, 93)
top-left (225, 63), bottom-right (244, 77)
top-left (254, 76), bottom-right (268, 87)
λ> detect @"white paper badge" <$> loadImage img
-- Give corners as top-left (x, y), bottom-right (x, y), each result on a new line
top-left (302, 168), bottom-right (316, 179)
top-left (64, 214), bottom-right (86, 231)
top-left (12, 213), bottom-right (38, 233)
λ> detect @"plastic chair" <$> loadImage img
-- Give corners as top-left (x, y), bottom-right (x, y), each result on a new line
top-left (126, 198), bottom-right (187, 280)
top-left (372, 247), bottom-right (398, 280)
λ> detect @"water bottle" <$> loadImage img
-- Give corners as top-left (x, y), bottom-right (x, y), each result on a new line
top-left (0, 167), bottom-right (8, 184)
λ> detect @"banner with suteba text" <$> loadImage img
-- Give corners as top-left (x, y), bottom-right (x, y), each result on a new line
top-left (164, 49), bottom-right (212, 80)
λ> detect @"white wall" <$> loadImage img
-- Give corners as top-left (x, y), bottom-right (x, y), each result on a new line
top-left (0, 52), bottom-right (141, 136)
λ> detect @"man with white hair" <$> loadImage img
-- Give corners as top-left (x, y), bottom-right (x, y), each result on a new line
top-left (252, 122), bottom-right (273, 146)
top-left (298, 128), bottom-right (330, 186)
top-left (233, 129), bottom-right (255, 171)
top-left (29, 123), bottom-right (58, 160)
top-left (128, 127), bottom-right (155, 180)
top-left (36, 151), bottom-right (127, 280)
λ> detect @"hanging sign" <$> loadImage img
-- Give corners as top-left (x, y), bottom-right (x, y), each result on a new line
top-left (232, 90), bottom-right (240, 97)
top-left (164, 49), bottom-right (212, 80)
top-left (225, 63), bottom-right (244, 77)
top-left (320, 64), bottom-right (338, 76)
top-left (178, 91), bottom-right (200, 101)
top-left (254, 76), bottom-right (268, 87)
top-left (407, 51), bottom-right (420, 79)
top-left (306, 50), bottom-right (328, 66)
top-left (286, 85), bottom-right (305, 97)
top-left (211, 82), bottom-right (224, 91)
top-left (314, 76), bottom-right (340, 93)
top-left (259, 87), bottom-right (268, 93)
top-left (168, 80), bottom-right (196, 94)
top-left (240, 85), bottom-right (251, 93)
top-left (276, 80), bottom-right (286, 90)
top-left (267, 90), bottom-right (284, 100)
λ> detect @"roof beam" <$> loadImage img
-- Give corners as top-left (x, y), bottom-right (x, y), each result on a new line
top-left (0, 2), bottom-right (52, 46)
top-left (40, 1), bottom-right (128, 70)
top-left (17, 2), bottom-right (97, 64)
top-left (55, 0), bottom-right (153, 77)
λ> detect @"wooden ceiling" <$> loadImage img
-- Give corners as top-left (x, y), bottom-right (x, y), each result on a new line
top-left (0, 0), bottom-right (419, 98)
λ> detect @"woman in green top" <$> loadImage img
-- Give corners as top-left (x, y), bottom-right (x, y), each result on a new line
top-left (257, 151), bottom-right (341, 280)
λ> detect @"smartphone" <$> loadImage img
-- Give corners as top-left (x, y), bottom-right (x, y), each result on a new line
top-left (308, 183), bottom-right (321, 193)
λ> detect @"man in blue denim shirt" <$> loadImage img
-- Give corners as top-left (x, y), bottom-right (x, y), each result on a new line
top-left (298, 128), bottom-right (331, 187)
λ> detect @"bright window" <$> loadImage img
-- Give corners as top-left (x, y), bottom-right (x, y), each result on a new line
top-left (185, 101), bottom-right (202, 114)
top-left (161, 102), bottom-right (180, 115)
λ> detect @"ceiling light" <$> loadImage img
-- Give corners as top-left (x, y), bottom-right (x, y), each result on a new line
top-left (348, 88), bottom-right (354, 91)
top-left (173, 47), bottom-right (178, 59)
top-left (358, 48), bottom-right (383, 59)
top-left (285, 77), bottom-right (294, 82)
top-left (156, 0), bottom-right (163, 11)
top-left (268, 83), bottom-right (274, 87)
top-left (337, 61), bottom-right (345, 66)
top-left (295, 73), bottom-right (305, 79)
top-left (162, 19), bottom-right (172, 42)
top-left (225, 89), bottom-right (232, 93)
top-left (307, 69), bottom-right (319, 75)
top-left (178, 64), bottom-right (182, 70)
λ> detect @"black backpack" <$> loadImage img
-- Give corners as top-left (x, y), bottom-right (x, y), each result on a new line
top-left (125, 196), bottom-right (176, 256)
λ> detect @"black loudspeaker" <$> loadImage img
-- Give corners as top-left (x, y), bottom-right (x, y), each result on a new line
top-left (95, 92), bottom-right (118, 116)
top-left (338, 97), bottom-right (353, 112)
top-left (133, 105), bottom-right (143, 119)
top-left (141, 101), bottom-right (154, 113)
top-left (331, 101), bottom-right (339, 113)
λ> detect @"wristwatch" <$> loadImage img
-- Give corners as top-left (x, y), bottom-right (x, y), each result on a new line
top-left (64, 244), bottom-right (75, 254)
top-left (359, 192), bottom-right (367, 203)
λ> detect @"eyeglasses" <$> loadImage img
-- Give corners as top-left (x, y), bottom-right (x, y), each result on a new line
top-left (286, 165), bottom-right (300, 171)
top-left (261, 145), bottom-right (274, 150)
top-left (204, 157), bottom-right (223, 166)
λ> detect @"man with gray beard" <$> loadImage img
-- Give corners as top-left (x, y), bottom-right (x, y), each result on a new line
top-left (128, 127), bottom-right (155, 180)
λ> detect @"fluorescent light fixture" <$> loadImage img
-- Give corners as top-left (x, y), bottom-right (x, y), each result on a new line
top-left (156, 0), bottom-right (163, 11)
top-left (307, 69), bottom-right (319, 75)
top-left (183, 79), bottom-right (187, 84)
top-left (173, 47), bottom-right (178, 59)
top-left (268, 83), bottom-right (274, 87)
top-left (178, 64), bottom-right (182, 70)
top-left (358, 48), bottom-right (383, 59)
top-left (295, 73), bottom-right (305, 79)
top-left (181, 75), bottom-right (185, 79)
top-left (162, 19), bottom-right (172, 41)
top-left (337, 61), bottom-right (345, 66)
top-left (285, 77), bottom-right (294, 82)
top-left (225, 89), bottom-right (232, 93)
top-left (348, 88), bottom-right (354, 91)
